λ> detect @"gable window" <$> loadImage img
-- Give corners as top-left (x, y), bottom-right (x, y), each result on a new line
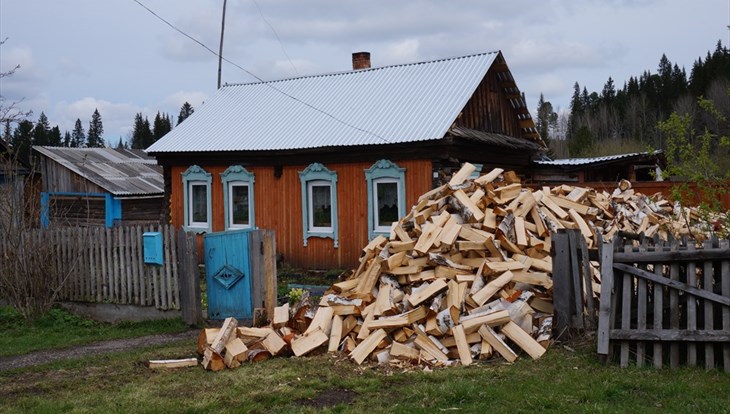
top-left (365, 160), bottom-right (406, 239)
top-left (182, 165), bottom-right (212, 232)
top-left (221, 165), bottom-right (255, 230)
top-left (299, 163), bottom-right (338, 247)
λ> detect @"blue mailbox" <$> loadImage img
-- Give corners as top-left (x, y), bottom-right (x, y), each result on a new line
top-left (143, 232), bottom-right (163, 265)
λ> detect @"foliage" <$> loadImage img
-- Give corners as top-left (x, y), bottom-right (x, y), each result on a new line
top-left (658, 91), bottom-right (730, 238)
top-left (0, 305), bottom-right (187, 357)
top-left (70, 118), bottom-right (85, 148)
top-left (130, 112), bottom-right (154, 149)
top-left (177, 101), bottom-right (194, 125)
top-left (152, 111), bottom-right (173, 141)
top-left (287, 287), bottom-right (306, 304)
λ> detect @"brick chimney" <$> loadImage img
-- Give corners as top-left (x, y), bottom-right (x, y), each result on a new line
top-left (352, 51), bottom-right (371, 70)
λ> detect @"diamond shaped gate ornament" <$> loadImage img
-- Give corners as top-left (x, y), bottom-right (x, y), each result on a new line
top-left (212, 264), bottom-right (245, 290)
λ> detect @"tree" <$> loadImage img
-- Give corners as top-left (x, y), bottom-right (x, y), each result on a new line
top-left (536, 93), bottom-right (558, 149)
top-left (86, 108), bottom-right (105, 147)
top-left (9, 119), bottom-right (34, 163)
top-left (152, 111), bottom-right (172, 141)
top-left (48, 125), bottom-right (62, 146)
top-left (32, 112), bottom-right (50, 147)
top-left (130, 113), bottom-right (153, 149)
top-left (63, 131), bottom-right (71, 147)
top-left (115, 137), bottom-right (126, 149)
top-left (177, 102), bottom-right (194, 125)
top-left (70, 118), bottom-right (85, 148)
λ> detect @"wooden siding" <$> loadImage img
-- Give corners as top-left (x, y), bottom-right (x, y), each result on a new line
top-left (170, 159), bottom-right (433, 269)
top-left (456, 65), bottom-right (522, 138)
top-left (39, 157), bottom-right (106, 194)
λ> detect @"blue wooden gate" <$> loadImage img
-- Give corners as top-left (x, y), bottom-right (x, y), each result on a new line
top-left (204, 230), bottom-right (253, 320)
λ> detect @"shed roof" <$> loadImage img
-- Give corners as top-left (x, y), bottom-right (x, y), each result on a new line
top-left (33, 146), bottom-right (164, 197)
top-left (533, 151), bottom-right (664, 169)
top-left (147, 51), bottom-right (541, 154)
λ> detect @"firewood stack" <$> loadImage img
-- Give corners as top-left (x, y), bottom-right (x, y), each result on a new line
top-left (192, 164), bottom-right (726, 370)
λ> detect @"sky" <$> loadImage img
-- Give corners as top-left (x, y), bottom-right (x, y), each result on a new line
top-left (1, 0), bottom-right (729, 145)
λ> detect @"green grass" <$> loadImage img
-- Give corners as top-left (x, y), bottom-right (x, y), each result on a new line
top-left (0, 306), bottom-right (189, 357)
top-left (1, 338), bottom-right (728, 414)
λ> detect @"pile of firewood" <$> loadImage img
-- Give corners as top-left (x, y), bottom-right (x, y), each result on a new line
top-left (181, 164), bottom-right (726, 370)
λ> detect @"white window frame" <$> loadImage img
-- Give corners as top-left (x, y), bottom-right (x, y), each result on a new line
top-left (372, 178), bottom-right (401, 233)
top-left (364, 159), bottom-right (406, 240)
top-left (182, 165), bottom-right (212, 233)
top-left (307, 180), bottom-right (334, 233)
top-left (221, 165), bottom-right (255, 231)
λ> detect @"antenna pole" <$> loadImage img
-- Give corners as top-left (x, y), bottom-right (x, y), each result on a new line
top-left (217, 0), bottom-right (227, 89)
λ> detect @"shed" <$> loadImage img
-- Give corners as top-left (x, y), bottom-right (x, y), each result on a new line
top-left (147, 50), bottom-right (546, 268)
top-left (531, 151), bottom-right (665, 184)
top-left (33, 146), bottom-right (164, 227)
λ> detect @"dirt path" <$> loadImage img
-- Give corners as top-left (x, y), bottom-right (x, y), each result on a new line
top-left (0, 330), bottom-right (198, 372)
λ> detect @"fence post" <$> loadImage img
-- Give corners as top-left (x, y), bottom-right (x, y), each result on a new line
top-left (177, 228), bottom-right (202, 326)
top-left (596, 237), bottom-right (614, 361)
top-left (552, 229), bottom-right (572, 337)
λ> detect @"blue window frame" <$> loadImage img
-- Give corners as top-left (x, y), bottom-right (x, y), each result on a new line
top-left (182, 165), bottom-right (212, 233)
top-left (221, 165), bottom-right (255, 230)
top-left (299, 163), bottom-right (338, 247)
top-left (365, 159), bottom-right (406, 240)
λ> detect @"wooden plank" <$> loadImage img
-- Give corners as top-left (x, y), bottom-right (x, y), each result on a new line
top-left (263, 230), bottom-right (278, 319)
top-left (551, 231), bottom-right (571, 336)
top-left (211, 317), bottom-right (238, 355)
top-left (291, 328), bottom-right (329, 357)
top-left (135, 226), bottom-right (145, 306)
top-left (351, 329), bottom-right (387, 365)
top-left (685, 243), bottom-right (697, 367)
top-left (478, 325), bottom-right (517, 363)
top-left (612, 264), bottom-right (730, 307)
top-left (169, 224), bottom-right (181, 309)
top-left (249, 230), bottom-right (265, 311)
top-left (407, 279), bottom-right (448, 307)
top-left (105, 228), bottom-right (114, 303)
top-left (452, 324), bottom-right (473, 366)
top-left (453, 189), bottom-right (485, 222)
top-left (501, 321), bottom-right (546, 360)
top-left (635, 246), bottom-right (648, 367)
top-left (613, 247), bottom-right (730, 263)
top-left (568, 230), bottom-right (584, 330)
top-left (471, 271), bottom-right (513, 306)
top-left (577, 234), bottom-right (596, 329)
top-left (703, 240), bottom-right (715, 370)
top-left (721, 240), bottom-right (730, 372)
top-left (620, 245), bottom-right (632, 368)
top-left (652, 255), bottom-right (664, 369)
top-left (113, 227), bottom-right (121, 303)
top-left (609, 329), bottom-right (730, 342)
top-left (328, 315), bottom-right (343, 352)
top-left (147, 358), bottom-right (198, 369)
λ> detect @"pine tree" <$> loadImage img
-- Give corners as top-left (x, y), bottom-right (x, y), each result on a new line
top-left (70, 118), bottom-right (85, 148)
top-left (32, 112), bottom-right (51, 146)
top-left (177, 102), bottom-right (194, 125)
top-left (86, 108), bottom-right (105, 147)
top-left (115, 137), bottom-right (126, 149)
top-left (152, 111), bottom-right (172, 142)
top-left (536, 93), bottom-right (558, 148)
top-left (130, 113), bottom-right (154, 149)
top-left (63, 131), bottom-right (71, 147)
top-left (48, 126), bottom-right (62, 146)
top-left (10, 120), bottom-right (34, 163)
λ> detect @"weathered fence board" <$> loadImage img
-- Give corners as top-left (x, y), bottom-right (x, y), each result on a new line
top-left (0, 224), bottom-right (182, 311)
top-left (597, 235), bottom-right (730, 371)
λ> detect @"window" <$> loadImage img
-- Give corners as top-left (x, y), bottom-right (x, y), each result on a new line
top-left (299, 163), bottom-right (338, 247)
top-left (182, 165), bottom-right (212, 232)
top-left (221, 165), bottom-right (255, 230)
top-left (365, 160), bottom-right (405, 239)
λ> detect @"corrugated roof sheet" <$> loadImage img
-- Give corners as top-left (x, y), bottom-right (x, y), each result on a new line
top-left (449, 126), bottom-right (545, 151)
top-left (33, 146), bottom-right (164, 197)
top-left (146, 52), bottom-right (502, 153)
top-left (533, 151), bottom-right (662, 167)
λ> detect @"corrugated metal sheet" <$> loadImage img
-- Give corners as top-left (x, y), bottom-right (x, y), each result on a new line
top-left (33, 146), bottom-right (163, 196)
top-left (146, 52), bottom-right (500, 153)
top-left (533, 152), bottom-right (659, 167)
top-left (449, 126), bottom-right (545, 151)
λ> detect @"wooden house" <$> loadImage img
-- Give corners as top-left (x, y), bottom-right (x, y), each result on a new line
top-left (33, 146), bottom-right (164, 227)
top-left (147, 51), bottom-right (546, 268)
top-left (530, 151), bottom-right (666, 184)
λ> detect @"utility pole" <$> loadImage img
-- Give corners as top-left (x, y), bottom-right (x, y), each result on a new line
top-left (217, 0), bottom-right (227, 89)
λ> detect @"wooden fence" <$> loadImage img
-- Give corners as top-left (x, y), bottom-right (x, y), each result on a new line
top-left (44, 224), bottom-right (182, 310)
top-left (596, 236), bottom-right (730, 371)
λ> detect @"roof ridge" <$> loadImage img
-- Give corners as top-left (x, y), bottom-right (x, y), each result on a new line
top-left (222, 50), bottom-right (501, 88)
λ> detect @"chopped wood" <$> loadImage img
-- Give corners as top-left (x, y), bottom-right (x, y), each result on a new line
top-left (202, 347), bottom-right (226, 371)
top-left (501, 321), bottom-right (546, 360)
top-left (407, 279), bottom-right (449, 307)
top-left (273, 303), bottom-right (290, 329)
top-left (449, 162), bottom-right (477, 187)
top-left (390, 341), bottom-right (420, 362)
top-left (197, 328), bottom-right (220, 355)
top-left (224, 338), bottom-right (249, 368)
top-left (471, 271), bottom-right (514, 306)
top-left (478, 325), bottom-right (517, 363)
top-left (351, 329), bottom-right (388, 365)
top-left (452, 324), bottom-right (473, 366)
top-left (261, 331), bottom-right (287, 356)
top-left (291, 328), bottom-right (329, 357)
top-left (211, 317), bottom-right (238, 356)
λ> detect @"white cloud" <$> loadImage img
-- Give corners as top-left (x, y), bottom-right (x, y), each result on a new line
top-left (381, 39), bottom-right (420, 65)
top-left (507, 38), bottom-right (606, 74)
top-left (163, 91), bottom-right (208, 112)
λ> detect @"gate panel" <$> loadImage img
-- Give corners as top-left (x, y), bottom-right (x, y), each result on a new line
top-left (204, 230), bottom-right (253, 320)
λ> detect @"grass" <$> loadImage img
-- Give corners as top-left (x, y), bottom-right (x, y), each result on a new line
top-left (0, 306), bottom-right (189, 357)
top-left (1, 338), bottom-right (728, 413)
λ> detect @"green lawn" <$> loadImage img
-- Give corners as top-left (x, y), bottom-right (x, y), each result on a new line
top-left (2, 337), bottom-right (728, 414)
top-left (0, 306), bottom-right (189, 357)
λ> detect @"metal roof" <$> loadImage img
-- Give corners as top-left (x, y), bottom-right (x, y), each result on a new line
top-left (147, 52), bottom-right (510, 154)
top-left (33, 146), bottom-right (164, 197)
top-left (449, 126), bottom-right (545, 151)
top-left (533, 151), bottom-right (663, 167)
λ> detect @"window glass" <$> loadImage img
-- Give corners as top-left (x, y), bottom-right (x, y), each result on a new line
top-left (230, 183), bottom-right (250, 226)
top-left (190, 183), bottom-right (207, 224)
top-left (310, 183), bottom-right (332, 228)
top-left (375, 181), bottom-right (399, 227)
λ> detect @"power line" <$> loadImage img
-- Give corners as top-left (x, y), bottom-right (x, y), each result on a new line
top-left (250, 0), bottom-right (299, 77)
top-left (130, 0), bottom-right (391, 144)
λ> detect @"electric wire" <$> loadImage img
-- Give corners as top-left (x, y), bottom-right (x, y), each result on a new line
top-left (131, 0), bottom-right (391, 144)
top-left (250, 0), bottom-right (299, 77)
